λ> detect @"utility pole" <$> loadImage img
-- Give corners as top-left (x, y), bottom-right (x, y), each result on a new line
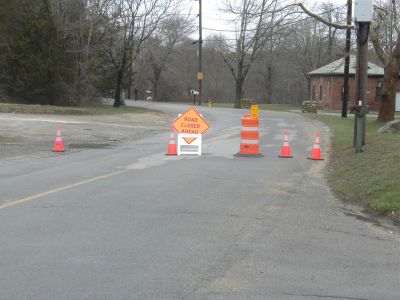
top-left (198, 0), bottom-right (203, 106)
top-left (353, 0), bottom-right (372, 153)
top-left (341, 0), bottom-right (352, 118)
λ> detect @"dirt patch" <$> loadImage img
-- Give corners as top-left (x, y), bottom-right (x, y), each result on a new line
top-left (0, 111), bottom-right (170, 162)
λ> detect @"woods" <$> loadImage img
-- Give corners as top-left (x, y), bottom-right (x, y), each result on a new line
top-left (0, 0), bottom-right (397, 120)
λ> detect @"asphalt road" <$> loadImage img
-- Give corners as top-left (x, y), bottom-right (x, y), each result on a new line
top-left (1, 101), bottom-right (399, 300)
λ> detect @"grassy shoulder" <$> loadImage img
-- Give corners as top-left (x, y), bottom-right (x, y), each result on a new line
top-left (0, 103), bottom-right (154, 115)
top-left (307, 114), bottom-right (400, 222)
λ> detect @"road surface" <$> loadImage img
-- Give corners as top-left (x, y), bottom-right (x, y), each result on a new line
top-left (1, 101), bottom-right (399, 300)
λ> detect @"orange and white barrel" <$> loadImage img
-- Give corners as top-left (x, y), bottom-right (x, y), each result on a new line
top-left (235, 114), bottom-right (262, 156)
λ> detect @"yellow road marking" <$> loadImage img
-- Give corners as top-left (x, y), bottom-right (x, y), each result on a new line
top-left (0, 170), bottom-right (126, 210)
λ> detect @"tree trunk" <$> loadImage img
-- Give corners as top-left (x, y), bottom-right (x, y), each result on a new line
top-left (153, 82), bottom-right (158, 101)
top-left (234, 62), bottom-right (244, 109)
top-left (113, 68), bottom-right (124, 107)
top-left (234, 79), bottom-right (243, 109)
top-left (114, 50), bottom-right (128, 107)
top-left (152, 65), bottom-right (161, 101)
top-left (378, 65), bottom-right (396, 122)
top-left (127, 69), bottom-right (132, 99)
top-left (265, 66), bottom-right (273, 104)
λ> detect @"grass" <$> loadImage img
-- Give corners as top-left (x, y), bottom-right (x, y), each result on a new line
top-left (0, 103), bottom-right (155, 115)
top-left (318, 108), bottom-right (400, 117)
top-left (307, 114), bottom-right (400, 221)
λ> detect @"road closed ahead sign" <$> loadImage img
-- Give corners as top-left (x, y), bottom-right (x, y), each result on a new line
top-left (172, 107), bottom-right (209, 144)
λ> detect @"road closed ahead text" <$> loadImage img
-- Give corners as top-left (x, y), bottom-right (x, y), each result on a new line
top-left (181, 116), bottom-right (201, 133)
top-left (172, 108), bottom-right (209, 136)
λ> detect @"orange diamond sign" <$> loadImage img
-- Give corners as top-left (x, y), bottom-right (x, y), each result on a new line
top-left (172, 107), bottom-right (209, 144)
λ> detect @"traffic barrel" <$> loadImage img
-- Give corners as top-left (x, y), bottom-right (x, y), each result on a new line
top-left (234, 114), bottom-right (263, 157)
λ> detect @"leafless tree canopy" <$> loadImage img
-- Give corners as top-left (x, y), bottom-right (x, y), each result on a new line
top-left (1, 0), bottom-right (395, 117)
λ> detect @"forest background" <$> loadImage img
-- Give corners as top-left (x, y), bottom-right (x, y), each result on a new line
top-left (0, 0), bottom-right (395, 116)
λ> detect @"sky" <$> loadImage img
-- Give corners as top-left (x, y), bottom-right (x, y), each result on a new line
top-left (187, 0), bottom-right (350, 39)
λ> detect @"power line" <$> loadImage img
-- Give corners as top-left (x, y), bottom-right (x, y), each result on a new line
top-left (197, 4), bottom-right (347, 34)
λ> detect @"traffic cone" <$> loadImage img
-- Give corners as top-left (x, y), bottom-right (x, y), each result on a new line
top-left (308, 133), bottom-right (323, 160)
top-left (52, 125), bottom-right (65, 152)
top-left (165, 128), bottom-right (177, 155)
top-left (278, 131), bottom-right (293, 158)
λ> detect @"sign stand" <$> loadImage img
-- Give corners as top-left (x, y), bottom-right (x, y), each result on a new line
top-left (171, 107), bottom-right (209, 156)
top-left (177, 134), bottom-right (202, 156)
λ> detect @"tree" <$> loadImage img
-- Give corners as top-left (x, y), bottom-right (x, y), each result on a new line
top-left (0, 0), bottom-right (74, 104)
top-left (370, 0), bottom-right (400, 122)
top-left (320, 2), bottom-right (344, 62)
top-left (222, 0), bottom-right (292, 108)
top-left (102, 0), bottom-right (176, 107)
top-left (49, 0), bottom-right (113, 104)
top-left (144, 16), bottom-right (194, 101)
top-left (203, 35), bottom-right (234, 102)
top-left (233, 2), bottom-right (345, 105)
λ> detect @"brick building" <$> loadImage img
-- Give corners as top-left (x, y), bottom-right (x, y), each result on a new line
top-left (308, 55), bottom-right (400, 111)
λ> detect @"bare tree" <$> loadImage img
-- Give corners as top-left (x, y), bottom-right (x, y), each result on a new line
top-left (103, 0), bottom-right (176, 107)
top-left (144, 15), bottom-right (194, 101)
top-left (370, 0), bottom-right (400, 122)
top-left (222, 0), bottom-right (293, 108)
top-left (242, 2), bottom-right (345, 105)
top-left (203, 35), bottom-right (233, 102)
top-left (253, 26), bottom-right (284, 104)
top-left (320, 2), bottom-right (344, 61)
top-left (50, 0), bottom-right (110, 104)
top-left (169, 39), bottom-right (199, 101)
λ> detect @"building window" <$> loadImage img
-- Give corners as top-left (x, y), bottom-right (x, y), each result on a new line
top-left (341, 85), bottom-right (344, 102)
top-left (375, 86), bottom-right (382, 102)
top-left (319, 85), bottom-right (323, 100)
top-left (312, 85), bottom-right (316, 100)
top-left (340, 85), bottom-right (350, 102)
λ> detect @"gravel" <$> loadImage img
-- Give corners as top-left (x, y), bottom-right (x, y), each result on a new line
top-left (0, 111), bottom-right (171, 162)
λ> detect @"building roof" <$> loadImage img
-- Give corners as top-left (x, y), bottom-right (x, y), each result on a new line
top-left (308, 55), bottom-right (384, 76)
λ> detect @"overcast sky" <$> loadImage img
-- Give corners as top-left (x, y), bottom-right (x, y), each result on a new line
top-left (186, 0), bottom-right (349, 39)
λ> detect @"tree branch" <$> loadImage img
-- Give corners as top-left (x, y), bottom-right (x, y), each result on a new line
top-left (370, 5), bottom-right (390, 65)
top-left (291, 2), bottom-right (352, 30)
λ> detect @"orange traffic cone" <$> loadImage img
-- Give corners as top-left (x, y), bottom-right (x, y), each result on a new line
top-left (279, 131), bottom-right (293, 158)
top-left (52, 125), bottom-right (65, 152)
top-left (308, 133), bottom-right (323, 160)
top-left (165, 128), bottom-right (177, 155)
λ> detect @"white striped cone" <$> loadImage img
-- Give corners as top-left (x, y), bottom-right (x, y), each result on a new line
top-left (308, 133), bottom-right (323, 160)
top-left (279, 131), bottom-right (293, 158)
top-left (53, 126), bottom-right (65, 152)
top-left (166, 128), bottom-right (177, 155)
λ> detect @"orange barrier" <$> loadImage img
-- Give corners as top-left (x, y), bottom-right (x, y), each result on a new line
top-left (235, 114), bottom-right (263, 157)
top-left (279, 131), bottom-right (293, 158)
top-left (165, 128), bottom-right (177, 155)
top-left (52, 125), bottom-right (65, 152)
top-left (308, 133), bottom-right (323, 160)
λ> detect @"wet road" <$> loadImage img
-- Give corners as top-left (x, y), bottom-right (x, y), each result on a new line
top-left (1, 102), bottom-right (399, 300)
